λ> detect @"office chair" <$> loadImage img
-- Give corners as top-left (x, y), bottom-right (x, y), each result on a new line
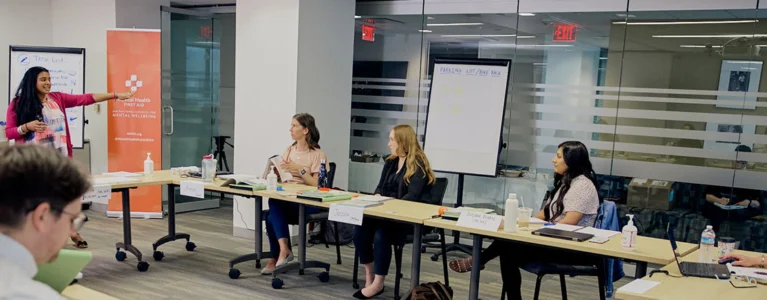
top-left (306, 162), bottom-right (342, 264)
top-left (351, 177), bottom-right (450, 300)
top-left (500, 191), bottom-right (607, 300)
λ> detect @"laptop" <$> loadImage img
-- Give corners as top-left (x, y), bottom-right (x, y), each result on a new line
top-left (531, 227), bottom-right (594, 242)
top-left (667, 224), bottom-right (730, 279)
top-left (33, 249), bottom-right (92, 292)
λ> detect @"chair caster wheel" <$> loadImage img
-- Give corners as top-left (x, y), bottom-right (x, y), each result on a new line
top-left (115, 251), bottom-right (127, 262)
top-left (318, 272), bottom-right (330, 283)
top-left (185, 241), bottom-right (196, 251)
top-left (137, 261), bottom-right (150, 272)
top-left (228, 268), bottom-right (241, 279)
top-left (272, 278), bottom-right (284, 289)
top-left (430, 254), bottom-right (439, 262)
top-left (421, 247), bottom-right (427, 253)
top-left (353, 283), bottom-right (360, 289)
top-left (153, 251), bottom-right (164, 261)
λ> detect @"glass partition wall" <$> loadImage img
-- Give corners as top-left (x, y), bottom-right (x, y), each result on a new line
top-left (350, 0), bottom-right (767, 254)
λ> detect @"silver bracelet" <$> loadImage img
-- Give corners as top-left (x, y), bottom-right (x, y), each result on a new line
top-left (17, 125), bottom-right (24, 135)
top-left (761, 255), bottom-right (765, 268)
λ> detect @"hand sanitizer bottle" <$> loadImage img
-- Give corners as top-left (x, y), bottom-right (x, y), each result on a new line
top-left (622, 214), bottom-right (637, 250)
top-left (504, 193), bottom-right (519, 233)
top-left (267, 167), bottom-right (278, 191)
top-left (144, 152), bottom-right (154, 176)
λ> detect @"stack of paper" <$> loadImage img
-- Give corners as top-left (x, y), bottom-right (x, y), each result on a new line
top-left (356, 195), bottom-right (393, 202)
top-left (341, 199), bottom-right (384, 208)
top-left (93, 177), bottom-right (139, 185)
top-left (727, 265), bottom-right (767, 283)
top-left (575, 227), bottom-right (620, 239)
top-left (102, 171), bottom-right (143, 177)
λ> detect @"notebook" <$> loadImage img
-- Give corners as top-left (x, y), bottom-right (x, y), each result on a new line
top-left (34, 249), bottom-right (92, 292)
top-left (297, 190), bottom-right (354, 202)
top-left (356, 195), bottom-right (393, 202)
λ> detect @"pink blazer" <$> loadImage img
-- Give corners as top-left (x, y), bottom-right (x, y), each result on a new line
top-left (5, 92), bottom-right (95, 157)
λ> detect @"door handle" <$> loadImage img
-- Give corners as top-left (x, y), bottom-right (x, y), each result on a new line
top-left (163, 106), bottom-right (174, 135)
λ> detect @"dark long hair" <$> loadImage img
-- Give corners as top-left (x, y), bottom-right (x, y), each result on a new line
top-left (545, 141), bottom-right (600, 221)
top-left (13, 67), bottom-right (49, 132)
top-left (292, 113), bottom-right (321, 150)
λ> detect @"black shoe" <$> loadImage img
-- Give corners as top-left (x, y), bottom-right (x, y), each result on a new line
top-left (352, 288), bottom-right (385, 299)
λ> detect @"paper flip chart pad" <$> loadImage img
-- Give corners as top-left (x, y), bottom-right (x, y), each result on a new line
top-left (456, 211), bottom-right (503, 231)
top-left (180, 181), bottom-right (205, 199)
top-left (329, 204), bottom-right (364, 226)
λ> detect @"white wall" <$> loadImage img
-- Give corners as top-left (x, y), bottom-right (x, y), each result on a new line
top-left (233, 0), bottom-right (355, 236)
top-left (296, 0), bottom-right (355, 190)
top-left (0, 0), bottom-right (53, 137)
top-left (50, 0), bottom-right (117, 174)
top-left (115, 0), bottom-right (164, 30)
top-left (233, 0), bottom-right (301, 232)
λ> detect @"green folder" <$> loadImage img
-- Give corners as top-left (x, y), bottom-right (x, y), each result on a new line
top-left (34, 249), bottom-right (92, 292)
top-left (297, 190), bottom-right (354, 202)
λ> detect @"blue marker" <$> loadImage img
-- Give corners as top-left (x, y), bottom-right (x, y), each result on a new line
top-left (277, 187), bottom-right (284, 191)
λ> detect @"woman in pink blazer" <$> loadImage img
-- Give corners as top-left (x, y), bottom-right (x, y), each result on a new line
top-left (5, 66), bottom-right (134, 248)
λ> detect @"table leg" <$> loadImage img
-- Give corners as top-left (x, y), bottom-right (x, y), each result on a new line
top-left (298, 203), bottom-right (306, 274)
top-left (152, 185), bottom-right (193, 255)
top-left (635, 261), bottom-right (648, 278)
top-left (255, 196), bottom-right (264, 268)
top-left (468, 235), bottom-right (482, 300)
top-left (114, 188), bottom-right (148, 271)
top-left (410, 224), bottom-right (423, 290)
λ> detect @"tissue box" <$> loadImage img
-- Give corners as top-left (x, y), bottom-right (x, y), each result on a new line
top-left (627, 178), bottom-right (675, 210)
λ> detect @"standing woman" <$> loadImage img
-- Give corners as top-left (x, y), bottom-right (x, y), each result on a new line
top-left (352, 124), bottom-right (436, 299)
top-left (4, 66), bottom-right (134, 248)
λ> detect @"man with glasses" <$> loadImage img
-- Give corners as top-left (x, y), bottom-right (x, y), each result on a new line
top-left (0, 144), bottom-right (91, 299)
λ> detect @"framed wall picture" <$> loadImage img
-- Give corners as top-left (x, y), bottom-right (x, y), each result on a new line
top-left (716, 60), bottom-right (762, 110)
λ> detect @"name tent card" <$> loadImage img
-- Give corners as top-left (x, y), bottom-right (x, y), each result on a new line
top-left (456, 211), bottom-right (503, 231)
top-left (329, 204), bottom-right (364, 226)
top-left (180, 181), bottom-right (205, 199)
top-left (83, 185), bottom-right (111, 202)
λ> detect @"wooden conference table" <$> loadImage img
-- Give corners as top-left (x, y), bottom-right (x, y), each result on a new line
top-left (423, 218), bottom-right (698, 300)
top-left (97, 170), bottom-right (442, 292)
top-left (62, 284), bottom-right (121, 300)
top-left (238, 185), bottom-right (441, 289)
top-left (615, 249), bottom-right (765, 300)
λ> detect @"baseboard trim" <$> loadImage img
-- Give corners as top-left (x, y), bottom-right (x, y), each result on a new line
top-left (106, 211), bottom-right (164, 219)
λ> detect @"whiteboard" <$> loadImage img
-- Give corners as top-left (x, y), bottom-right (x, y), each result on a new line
top-left (8, 46), bottom-right (86, 148)
top-left (423, 59), bottom-right (511, 177)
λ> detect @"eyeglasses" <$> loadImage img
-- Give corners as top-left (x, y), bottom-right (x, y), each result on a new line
top-left (716, 274), bottom-right (758, 289)
top-left (60, 210), bottom-right (87, 231)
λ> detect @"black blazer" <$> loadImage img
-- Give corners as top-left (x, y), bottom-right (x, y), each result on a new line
top-left (374, 158), bottom-right (434, 204)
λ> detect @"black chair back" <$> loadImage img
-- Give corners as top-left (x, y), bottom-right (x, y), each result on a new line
top-left (327, 162), bottom-right (337, 188)
top-left (431, 178), bottom-right (448, 206)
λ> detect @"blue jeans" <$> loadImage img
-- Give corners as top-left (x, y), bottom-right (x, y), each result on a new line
top-left (353, 218), bottom-right (410, 276)
top-left (265, 199), bottom-right (320, 256)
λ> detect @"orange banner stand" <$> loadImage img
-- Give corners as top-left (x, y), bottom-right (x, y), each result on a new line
top-left (106, 29), bottom-right (162, 219)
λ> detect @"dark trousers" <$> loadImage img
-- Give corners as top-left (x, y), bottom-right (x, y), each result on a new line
top-left (265, 199), bottom-right (320, 256)
top-left (353, 218), bottom-right (411, 276)
top-left (482, 240), bottom-right (597, 300)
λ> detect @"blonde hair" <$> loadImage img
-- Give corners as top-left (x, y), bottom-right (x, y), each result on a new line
top-left (388, 125), bottom-right (436, 185)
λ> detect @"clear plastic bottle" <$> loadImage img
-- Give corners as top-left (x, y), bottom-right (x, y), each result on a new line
top-left (699, 225), bottom-right (716, 263)
top-left (202, 154), bottom-right (215, 183)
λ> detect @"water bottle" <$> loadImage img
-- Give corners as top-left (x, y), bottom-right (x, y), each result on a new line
top-left (318, 159), bottom-right (328, 188)
top-left (504, 193), bottom-right (519, 233)
top-left (202, 154), bottom-right (216, 183)
top-left (699, 225), bottom-right (716, 263)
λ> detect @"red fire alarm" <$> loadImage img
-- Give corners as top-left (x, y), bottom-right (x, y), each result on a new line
top-left (362, 24), bottom-right (375, 42)
top-left (552, 23), bottom-right (576, 42)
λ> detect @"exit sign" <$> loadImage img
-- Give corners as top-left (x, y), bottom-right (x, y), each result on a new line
top-left (552, 24), bottom-right (576, 42)
top-left (200, 25), bottom-right (213, 39)
top-left (362, 24), bottom-right (375, 42)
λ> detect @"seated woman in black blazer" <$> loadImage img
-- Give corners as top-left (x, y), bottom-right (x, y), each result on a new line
top-left (352, 124), bottom-right (437, 299)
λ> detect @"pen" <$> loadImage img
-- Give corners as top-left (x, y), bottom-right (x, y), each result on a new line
top-left (756, 271), bottom-right (767, 276)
